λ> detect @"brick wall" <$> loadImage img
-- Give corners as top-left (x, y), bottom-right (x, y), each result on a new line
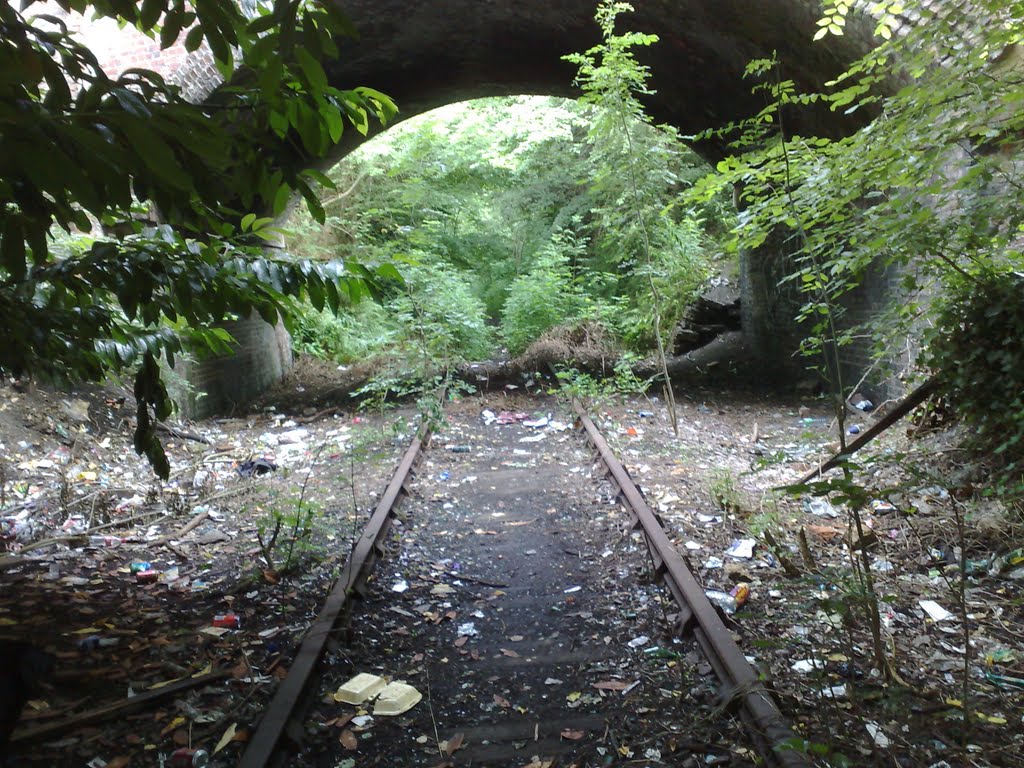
top-left (174, 313), bottom-right (293, 418)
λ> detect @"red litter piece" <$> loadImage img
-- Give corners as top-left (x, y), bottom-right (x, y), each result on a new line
top-left (135, 569), bottom-right (159, 584)
top-left (212, 613), bottom-right (241, 629)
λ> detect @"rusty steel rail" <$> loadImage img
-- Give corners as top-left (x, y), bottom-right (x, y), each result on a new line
top-left (573, 403), bottom-right (810, 768)
top-left (239, 424), bottom-right (431, 768)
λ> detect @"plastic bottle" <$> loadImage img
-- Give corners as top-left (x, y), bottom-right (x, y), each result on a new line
top-left (705, 583), bottom-right (750, 614)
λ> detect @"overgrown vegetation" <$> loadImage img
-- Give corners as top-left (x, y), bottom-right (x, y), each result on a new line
top-left (0, 0), bottom-right (397, 476)
top-left (686, 0), bottom-right (1024, 489)
top-left (285, 82), bottom-right (723, 380)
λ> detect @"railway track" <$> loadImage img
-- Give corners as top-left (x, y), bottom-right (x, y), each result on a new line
top-left (240, 394), bottom-right (810, 768)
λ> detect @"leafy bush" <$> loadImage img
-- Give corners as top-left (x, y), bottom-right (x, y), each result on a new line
top-left (392, 258), bottom-right (493, 362)
top-left (501, 229), bottom-right (590, 354)
top-left (925, 272), bottom-right (1024, 490)
top-left (291, 255), bottom-right (491, 366)
top-left (290, 299), bottom-right (396, 363)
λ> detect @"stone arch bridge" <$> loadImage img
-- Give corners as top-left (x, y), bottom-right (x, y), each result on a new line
top-left (85, 1), bottom-right (893, 411)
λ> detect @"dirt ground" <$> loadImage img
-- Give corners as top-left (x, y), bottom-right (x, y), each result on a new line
top-left (1, 356), bottom-right (1022, 767)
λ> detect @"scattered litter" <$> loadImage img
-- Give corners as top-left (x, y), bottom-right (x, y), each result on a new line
top-left (865, 721), bottom-right (890, 748)
top-left (392, 580), bottom-right (409, 593)
top-left (211, 613), bottom-right (241, 629)
top-left (705, 584), bottom-right (749, 614)
top-left (704, 556), bottom-right (724, 569)
top-left (627, 635), bottom-right (650, 648)
top-left (523, 415), bottom-right (550, 429)
top-left (564, 586), bottom-right (582, 594)
top-left (871, 499), bottom-right (896, 514)
top-left (334, 673), bottom-right (387, 705)
top-left (169, 747), bottom-right (209, 767)
top-left (804, 498), bottom-right (839, 518)
top-left (919, 600), bottom-right (954, 622)
top-left (456, 622), bottom-right (478, 637)
top-left (791, 659), bottom-right (825, 673)
top-left (725, 538), bottom-right (756, 559)
top-left (236, 458), bottom-right (277, 477)
top-left (853, 399), bottom-right (874, 412)
top-left (373, 681), bottom-right (422, 716)
top-left (77, 635), bottom-right (119, 651)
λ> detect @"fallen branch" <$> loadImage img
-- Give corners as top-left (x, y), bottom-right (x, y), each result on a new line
top-left (148, 508), bottom-right (210, 548)
top-left (796, 376), bottom-right (940, 486)
top-left (156, 422), bottom-right (211, 444)
top-left (11, 670), bottom-right (229, 744)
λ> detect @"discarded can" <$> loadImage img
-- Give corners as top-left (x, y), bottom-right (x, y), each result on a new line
top-left (169, 748), bottom-right (210, 768)
top-left (730, 582), bottom-right (750, 609)
top-left (212, 613), bottom-right (241, 629)
top-left (129, 561), bottom-right (151, 574)
top-left (446, 445), bottom-right (471, 453)
top-left (135, 569), bottom-right (159, 584)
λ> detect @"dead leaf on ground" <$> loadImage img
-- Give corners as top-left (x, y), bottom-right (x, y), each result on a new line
top-left (561, 728), bottom-right (585, 740)
top-left (444, 732), bottom-right (465, 756)
top-left (340, 729), bottom-right (358, 750)
top-left (106, 758), bottom-right (130, 768)
top-left (325, 712), bottom-right (355, 729)
top-left (806, 524), bottom-right (844, 541)
top-left (454, 635), bottom-right (469, 647)
top-left (160, 715), bottom-right (186, 737)
top-left (500, 648), bottom-right (520, 658)
top-left (230, 658), bottom-right (251, 678)
top-left (214, 723), bottom-right (237, 754)
top-left (494, 693), bottom-right (511, 708)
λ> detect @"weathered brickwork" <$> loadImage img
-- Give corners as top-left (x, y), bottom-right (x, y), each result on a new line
top-left (173, 314), bottom-right (293, 418)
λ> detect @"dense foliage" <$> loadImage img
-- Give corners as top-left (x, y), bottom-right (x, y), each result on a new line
top-left (686, 0), bottom-right (1024, 477)
top-left (0, 0), bottom-right (396, 475)
top-left (925, 275), bottom-right (1024, 490)
top-left (287, 92), bottom-right (722, 367)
